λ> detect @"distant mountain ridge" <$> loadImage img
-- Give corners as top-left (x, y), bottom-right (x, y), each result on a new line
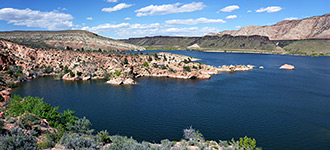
top-left (0, 30), bottom-right (145, 51)
top-left (209, 13), bottom-right (330, 40)
top-left (122, 34), bottom-right (277, 51)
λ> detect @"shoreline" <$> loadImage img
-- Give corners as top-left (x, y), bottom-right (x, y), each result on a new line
top-left (140, 48), bottom-right (329, 57)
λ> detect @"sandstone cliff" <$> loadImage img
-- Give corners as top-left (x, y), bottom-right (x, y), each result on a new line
top-left (0, 30), bottom-right (145, 51)
top-left (210, 13), bottom-right (330, 40)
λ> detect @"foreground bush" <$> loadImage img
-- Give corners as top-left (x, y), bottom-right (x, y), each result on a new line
top-left (59, 133), bottom-right (98, 149)
top-left (7, 95), bottom-right (78, 129)
top-left (0, 128), bottom-right (38, 150)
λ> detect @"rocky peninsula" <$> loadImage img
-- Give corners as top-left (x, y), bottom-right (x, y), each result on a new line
top-left (0, 40), bottom-right (256, 87)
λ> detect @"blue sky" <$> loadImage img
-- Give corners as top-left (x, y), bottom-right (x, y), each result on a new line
top-left (0, 0), bottom-right (329, 39)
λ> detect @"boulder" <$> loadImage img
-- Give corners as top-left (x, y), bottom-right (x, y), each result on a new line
top-left (123, 78), bottom-right (137, 85)
top-left (106, 78), bottom-right (123, 85)
top-left (82, 75), bottom-right (91, 81)
top-left (62, 72), bottom-right (80, 80)
top-left (280, 64), bottom-right (295, 70)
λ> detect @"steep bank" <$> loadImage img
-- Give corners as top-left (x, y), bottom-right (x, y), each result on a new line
top-left (0, 30), bottom-right (145, 51)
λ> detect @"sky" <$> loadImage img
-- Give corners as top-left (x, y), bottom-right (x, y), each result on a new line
top-left (0, 0), bottom-right (329, 39)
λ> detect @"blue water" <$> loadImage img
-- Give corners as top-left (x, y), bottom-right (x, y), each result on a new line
top-left (13, 51), bottom-right (330, 150)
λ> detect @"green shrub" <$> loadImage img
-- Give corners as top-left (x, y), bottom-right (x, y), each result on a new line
top-left (96, 130), bottom-right (111, 144)
top-left (161, 65), bottom-right (167, 70)
top-left (143, 62), bottom-right (149, 68)
top-left (69, 70), bottom-right (75, 77)
top-left (160, 139), bottom-right (173, 148)
top-left (66, 117), bottom-right (94, 135)
top-left (183, 126), bottom-right (204, 142)
top-left (115, 70), bottom-right (122, 77)
top-left (63, 66), bottom-right (69, 73)
top-left (76, 71), bottom-right (82, 76)
top-left (154, 53), bottom-right (159, 60)
top-left (122, 58), bottom-right (129, 64)
top-left (0, 128), bottom-right (38, 150)
top-left (59, 133), bottom-right (97, 149)
top-left (7, 95), bottom-right (78, 129)
top-left (153, 63), bottom-right (159, 68)
top-left (38, 140), bottom-right (54, 149)
top-left (6, 70), bottom-right (14, 76)
top-left (46, 126), bottom-right (65, 146)
top-left (17, 113), bottom-right (40, 130)
top-left (183, 66), bottom-right (191, 72)
top-left (310, 53), bottom-right (319, 57)
top-left (0, 119), bottom-right (4, 133)
top-left (104, 135), bottom-right (148, 150)
top-left (238, 136), bottom-right (257, 150)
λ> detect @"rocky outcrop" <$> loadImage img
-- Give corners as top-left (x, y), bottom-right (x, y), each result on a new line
top-left (280, 64), bottom-right (295, 70)
top-left (0, 30), bottom-right (145, 51)
top-left (187, 44), bottom-right (201, 49)
top-left (218, 65), bottom-right (255, 72)
top-left (106, 78), bottom-right (137, 85)
top-left (210, 13), bottom-right (330, 40)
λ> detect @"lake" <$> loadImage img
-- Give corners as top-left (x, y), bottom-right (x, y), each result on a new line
top-left (13, 50), bottom-right (330, 150)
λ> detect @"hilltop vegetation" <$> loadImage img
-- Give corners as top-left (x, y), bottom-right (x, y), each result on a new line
top-left (274, 39), bottom-right (330, 55)
top-left (0, 30), bottom-right (145, 51)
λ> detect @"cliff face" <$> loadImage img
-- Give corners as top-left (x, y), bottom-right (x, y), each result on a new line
top-left (211, 13), bottom-right (330, 40)
top-left (123, 34), bottom-right (277, 50)
top-left (0, 30), bottom-right (145, 51)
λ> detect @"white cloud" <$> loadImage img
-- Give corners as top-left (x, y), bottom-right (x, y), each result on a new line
top-left (0, 8), bottom-right (74, 30)
top-left (135, 2), bottom-right (206, 17)
top-left (165, 17), bottom-right (226, 25)
top-left (256, 6), bottom-right (282, 13)
top-left (218, 5), bottom-right (239, 13)
top-left (130, 23), bottom-right (161, 29)
top-left (119, 27), bottom-right (219, 37)
top-left (235, 26), bottom-right (241, 29)
top-left (124, 17), bottom-right (131, 20)
top-left (284, 17), bottom-right (298, 20)
top-left (57, 7), bottom-right (67, 11)
top-left (82, 23), bottom-right (130, 32)
top-left (107, 0), bottom-right (118, 2)
top-left (247, 10), bottom-right (252, 13)
top-left (102, 3), bottom-right (134, 12)
top-left (86, 17), bottom-right (93, 20)
top-left (226, 15), bottom-right (237, 19)
top-left (82, 22), bottom-right (219, 38)
top-left (82, 22), bottom-right (161, 33)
